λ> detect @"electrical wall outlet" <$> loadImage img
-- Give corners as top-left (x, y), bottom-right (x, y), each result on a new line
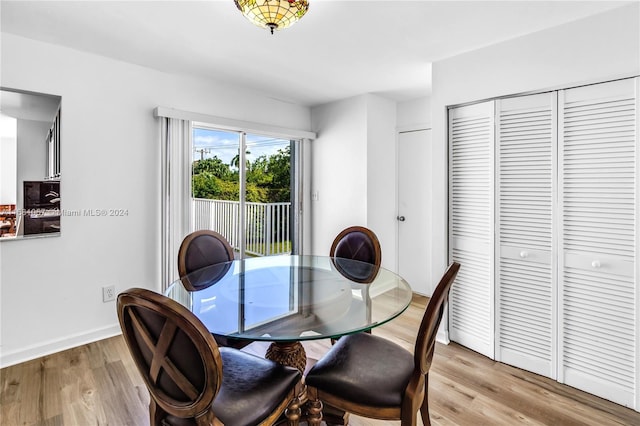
top-left (102, 285), bottom-right (116, 302)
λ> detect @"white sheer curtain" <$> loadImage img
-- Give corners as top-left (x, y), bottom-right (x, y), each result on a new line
top-left (160, 117), bottom-right (192, 289)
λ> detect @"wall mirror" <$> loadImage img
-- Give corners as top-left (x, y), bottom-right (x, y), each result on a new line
top-left (1, 87), bottom-right (61, 241)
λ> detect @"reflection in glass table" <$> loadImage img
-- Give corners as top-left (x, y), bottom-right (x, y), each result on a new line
top-left (165, 255), bottom-right (413, 372)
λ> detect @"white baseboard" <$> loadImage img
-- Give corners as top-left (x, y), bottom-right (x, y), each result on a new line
top-left (436, 306), bottom-right (450, 344)
top-left (0, 324), bottom-right (122, 368)
top-left (436, 324), bottom-right (450, 345)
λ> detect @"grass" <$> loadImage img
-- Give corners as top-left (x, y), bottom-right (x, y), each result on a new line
top-left (245, 240), bottom-right (291, 256)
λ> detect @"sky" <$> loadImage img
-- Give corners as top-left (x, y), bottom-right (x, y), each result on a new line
top-left (193, 127), bottom-right (290, 167)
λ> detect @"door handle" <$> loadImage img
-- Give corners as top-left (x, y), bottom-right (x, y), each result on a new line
top-left (397, 216), bottom-right (405, 222)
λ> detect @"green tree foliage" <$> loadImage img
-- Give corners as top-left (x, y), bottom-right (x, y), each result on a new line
top-left (192, 149), bottom-right (290, 203)
top-left (192, 172), bottom-right (221, 199)
top-left (247, 155), bottom-right (271, 186)
top-left (266, 146), bottom-right (291, 202)
top-left (193, 157), bottom-right (231, 180)
top-left (230, 149), bottom-right (251, 170)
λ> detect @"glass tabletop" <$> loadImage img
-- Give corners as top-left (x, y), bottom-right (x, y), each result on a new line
top-left (165, 255), bottom-right (413, 342)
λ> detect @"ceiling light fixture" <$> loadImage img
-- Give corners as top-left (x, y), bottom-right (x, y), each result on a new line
top-left (234, 0), bottom-right (310, 34)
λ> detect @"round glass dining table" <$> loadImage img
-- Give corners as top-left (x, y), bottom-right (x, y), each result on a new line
top-left (165, 255), bottom-right (412, 372)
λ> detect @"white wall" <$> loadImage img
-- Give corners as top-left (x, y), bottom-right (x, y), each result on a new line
top-left (0, 33), bottom-right (311, 366)
top-left (397, 96), bottom-right (431, 130)
top-left (309, 94), bottom-right (397, 268)
top-left (16, 119), bottom-right (50, 210)
top-left (0, 115), bottom-right (17, 205)
top-left (430, 4), bottom-right (640, 290)
top-left (309, 96), bottom-right (368, 255)
top-left (365, 94), bottom-right (397, 271)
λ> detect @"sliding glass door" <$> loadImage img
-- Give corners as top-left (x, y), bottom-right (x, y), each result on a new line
top-left (191, 124), bottom-right (302, 258)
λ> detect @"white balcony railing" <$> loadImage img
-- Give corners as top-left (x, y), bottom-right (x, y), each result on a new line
top-left (192, 198), bottom-right (291, 257)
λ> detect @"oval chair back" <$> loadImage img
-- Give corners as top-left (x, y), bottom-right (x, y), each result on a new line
top-left (330, 226), bottom-right (382, 284)
top-left (118, 288), bottom-right (303, 426)
top-left (178, 230), bottom-right (234, 291)
top-left (117, 288), bottom-right (222, 424)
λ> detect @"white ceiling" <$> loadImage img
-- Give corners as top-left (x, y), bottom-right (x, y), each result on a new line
top-left (0, 0), bottom-right (632, 107)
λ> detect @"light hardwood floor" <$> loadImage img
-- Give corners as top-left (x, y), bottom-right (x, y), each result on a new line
top-left (2, 295), bottom-right (640, 426)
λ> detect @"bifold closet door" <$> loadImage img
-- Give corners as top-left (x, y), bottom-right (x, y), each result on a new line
top-left (559, 77), bottom-right (639, 409)
top-left (448, 101), bottom-right (495, 358)
top-left (496, 92), bottom-right (557, 379)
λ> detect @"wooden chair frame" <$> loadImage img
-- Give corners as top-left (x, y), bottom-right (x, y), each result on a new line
top-left (118, 288), bottom-right (222, 424)
top-left (118, 288), bottom-right (302, 426)
top-left (307, 262), bottom-right (461, 426)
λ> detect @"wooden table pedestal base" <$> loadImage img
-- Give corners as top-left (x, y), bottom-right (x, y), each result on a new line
top-left (266, 341), bottom-right (348, 426)
top-left (265, 341), bottom-right (308, 373)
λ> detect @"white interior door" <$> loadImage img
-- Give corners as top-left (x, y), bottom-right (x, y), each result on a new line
top-left (397, 129), bottom-right (431, 295)
top-left (448, 101), bottom-right (495, 358)
top-left (559, 77), bottom-right (638, 408)
top-left (496, 92), bottom-right (557, 379)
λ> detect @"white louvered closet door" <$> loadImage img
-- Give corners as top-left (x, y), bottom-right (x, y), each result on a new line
top-left (496, 93), bottom-right (557, 379)
top-left (559, 78), bottom-right (639, 409)
top-left (449, 101), bottom-right (495, 358)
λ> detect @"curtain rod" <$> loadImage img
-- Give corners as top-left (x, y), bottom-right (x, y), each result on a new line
top-left (154, 107), bottom-right (316, 140)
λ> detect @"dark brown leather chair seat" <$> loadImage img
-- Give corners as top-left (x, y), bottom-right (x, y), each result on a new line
top-left (215, 349), bottom-right (302, 424)
top-left (165, 348), bottom-right (301, 426)
top-left (305, 332), bottom-right (414, 407)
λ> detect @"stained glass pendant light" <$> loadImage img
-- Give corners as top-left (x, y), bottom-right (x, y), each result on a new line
top-left (234, 0), bottom-right (310, 34)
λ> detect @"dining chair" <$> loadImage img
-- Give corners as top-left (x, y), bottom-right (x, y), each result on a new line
top-left (178, 230), bottom-right (235, 291)
top-left (177, 230), bottom-right (250, 349)
top-left (330, 226), bottom-right (381, 283)
top-left (305, 261), bottom-right (461, 426)
top-left (329, 226), bottom-right (382, 344)
top-left (117, 288), bottom-right (305, 426)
